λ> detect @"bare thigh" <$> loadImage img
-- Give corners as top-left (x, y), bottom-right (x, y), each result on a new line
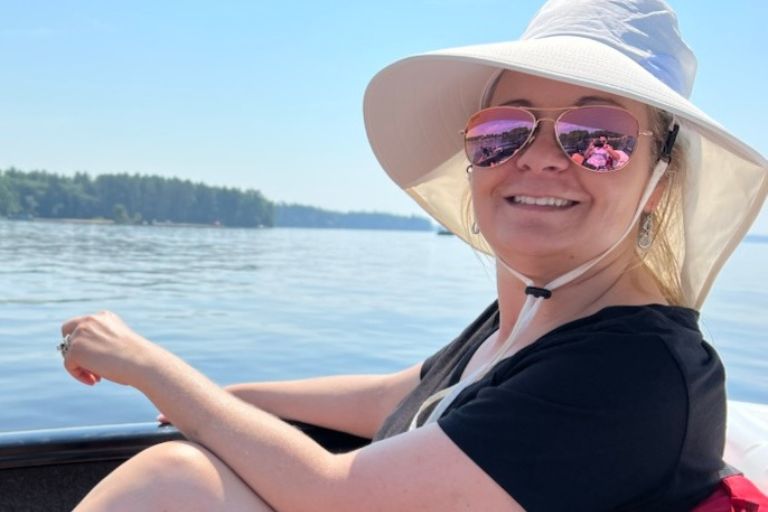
top-left (75, 440), bottom-right (274, 512)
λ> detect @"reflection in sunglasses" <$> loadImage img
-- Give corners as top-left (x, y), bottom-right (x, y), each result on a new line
top-left (465, 106), bottom-right (649, 172)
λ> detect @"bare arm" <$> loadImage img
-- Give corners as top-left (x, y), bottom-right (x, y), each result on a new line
top-left (605, 144), bottom-right (621, 161)
top-left (224, 367), bottom-right (422, 439)
top-left (63, 312), bottom-right (522, 512)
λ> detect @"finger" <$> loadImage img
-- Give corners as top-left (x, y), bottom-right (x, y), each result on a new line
top-left (63, 349), bottom-right (100, 384)
top-left (67, 366), bottom-right (101, 386)
top-left (61, 315), bottom-right (90, 336)
top-left (79, 370), bottom-right (99, 386)
top-left (156, 413), bottom-right (170, 424)
top-left (64, 353), bottom-right (102, 385)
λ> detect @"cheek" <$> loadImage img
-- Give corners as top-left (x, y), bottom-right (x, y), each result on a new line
top-left (468, 169), bottom-right (502, 208)
top-left (585, 164), bottom-right (652, 223)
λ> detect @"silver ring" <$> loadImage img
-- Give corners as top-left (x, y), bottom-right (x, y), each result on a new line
top-left (58, 334), bottom-right (72, 358)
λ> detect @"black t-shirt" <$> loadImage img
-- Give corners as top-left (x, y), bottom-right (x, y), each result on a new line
top-left (374, 302), bottom-right (726, 511)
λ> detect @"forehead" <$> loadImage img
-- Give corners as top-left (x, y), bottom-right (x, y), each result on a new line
top-left (489, 70), bottom-right (649, 120)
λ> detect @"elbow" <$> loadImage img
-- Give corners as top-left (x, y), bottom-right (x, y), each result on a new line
top-left (271, 453), bottom-right (361, 512)
top-left (311, 453), bottom-right (374, 512)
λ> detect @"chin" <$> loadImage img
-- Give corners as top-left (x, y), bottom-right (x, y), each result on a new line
top-left (489, 228), bottom-right (574, 254)
top-left (490, 231), bottom-right (612, 269)
top-left (492, 236), bottom-right (574, 265)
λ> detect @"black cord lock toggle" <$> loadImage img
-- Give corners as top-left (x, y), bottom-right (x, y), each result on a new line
top-left (525, 286), bottom-right (552, 299)
top-left (660, 123), bottom-right (680, 163)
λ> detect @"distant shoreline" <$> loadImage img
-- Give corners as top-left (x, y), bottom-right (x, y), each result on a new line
top-left (34, 217), bottom-right (115, 226)
top-left (4, 217), bottom-right (763, 239)
top-left (5, 217), bottom-right (226, 229)
top-left (0, 169), bottom-right (434, 232)
top-left (0, 216), bottom-right (439, 232)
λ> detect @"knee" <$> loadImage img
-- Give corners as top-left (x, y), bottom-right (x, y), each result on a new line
top-left (139, 440), bottom-right (216, 472)
top-left (124, 441), bottom-right (227, 505)
top-left (76, 441), bottom-right (227, 512)
top-left (136, 440), bottom-right (224, 489)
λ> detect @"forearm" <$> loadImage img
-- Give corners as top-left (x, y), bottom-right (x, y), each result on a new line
top-left (137, 345), bottom-right (347, 511)
top-left (225, 373), bottom-right (411, 439)
top-left (63, 312), bottom-right (508, 512)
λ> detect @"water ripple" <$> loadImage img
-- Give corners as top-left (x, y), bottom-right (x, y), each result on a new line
top-left (0, 220), bottom-right (765, 432)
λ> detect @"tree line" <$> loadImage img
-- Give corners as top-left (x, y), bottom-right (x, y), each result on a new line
top-left (0, 168), bottom-right (272, 227)
top-left (275, 203), bottom-right (432, 231)
top-left (0, 168), bottom-right (432, 231)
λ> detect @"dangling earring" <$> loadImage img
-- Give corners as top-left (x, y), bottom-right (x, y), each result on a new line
top-left (468, 165), bottom-right (479, 234)
top-left (638, 213), bottom-right (653, 250)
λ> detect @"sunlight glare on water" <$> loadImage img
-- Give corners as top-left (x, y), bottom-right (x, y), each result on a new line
top-left (0, 220), bottom-right (765, 431)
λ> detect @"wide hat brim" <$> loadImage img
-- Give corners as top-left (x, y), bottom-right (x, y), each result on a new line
top-left (364, 36), bottom-right (768, 309)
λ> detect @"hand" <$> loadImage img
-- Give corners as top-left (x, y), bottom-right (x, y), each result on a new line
top-left (61, 311), bottom-right (157, 387)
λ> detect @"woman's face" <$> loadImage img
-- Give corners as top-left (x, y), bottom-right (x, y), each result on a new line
top-left (470, 71), bottom-right (656, 275)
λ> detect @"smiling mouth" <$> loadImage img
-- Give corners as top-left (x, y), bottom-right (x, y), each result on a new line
top-left (507, 195), bottom-right (578, 208)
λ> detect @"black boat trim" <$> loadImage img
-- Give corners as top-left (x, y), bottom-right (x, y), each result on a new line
top-left (0, 421), bottom-right (369, 470)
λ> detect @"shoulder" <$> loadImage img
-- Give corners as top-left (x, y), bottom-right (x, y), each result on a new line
top-left (501, 305), bottom-right (717, 408)
top-left (518, 304), bottom-right (702, 367)
top-left (443, 306), bottom-right (708, 428)
top-left (555, 305), bottom-right (719, 383)
top-left (435, 305), bottom-right (724, 510)
top-left (549, 303), bottom-right (701, 338)
top-left (528, 304), bottom-right (708, 374)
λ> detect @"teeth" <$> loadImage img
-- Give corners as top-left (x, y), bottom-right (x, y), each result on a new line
top-left (512, 196), bottom-right (574, 207)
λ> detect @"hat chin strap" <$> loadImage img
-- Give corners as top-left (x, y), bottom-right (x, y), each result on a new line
top-left (495, 156), bottom-right (668, 347)
top-left (412, 158), bottom-right (669, 429)
top-left (499, 157), bottom-right (669, 299)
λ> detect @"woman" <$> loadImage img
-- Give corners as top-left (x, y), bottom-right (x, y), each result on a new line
top-left (583, 135), bottom-right (623, 170)
top-left (60, 0), bottom-right (768, 510)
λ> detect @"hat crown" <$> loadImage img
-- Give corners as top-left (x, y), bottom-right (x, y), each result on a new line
top-left (521, 0), bottom-right (697, 98)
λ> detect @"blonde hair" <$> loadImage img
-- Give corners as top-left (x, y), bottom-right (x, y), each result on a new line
top-left (638, 107), bottom-right (688, 306)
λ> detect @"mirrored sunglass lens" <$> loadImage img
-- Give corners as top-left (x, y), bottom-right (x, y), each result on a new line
top-left (465, 110), bottom-right (534, 167)
top-left (557, 107), bottom-right (639, 172)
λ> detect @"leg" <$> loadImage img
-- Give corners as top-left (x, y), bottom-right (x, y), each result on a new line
top-left (75, 440), bottom-right (275, 512)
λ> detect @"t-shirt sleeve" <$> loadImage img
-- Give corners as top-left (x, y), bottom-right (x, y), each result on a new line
top-left (437, 333), bottom-right (688, 511)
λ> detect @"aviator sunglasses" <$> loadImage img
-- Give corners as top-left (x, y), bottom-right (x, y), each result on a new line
top-left (463, 105), bottom-right (654, 172)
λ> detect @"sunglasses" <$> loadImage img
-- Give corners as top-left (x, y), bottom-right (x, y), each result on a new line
top-left (463, 105), bottom-right (654, 172)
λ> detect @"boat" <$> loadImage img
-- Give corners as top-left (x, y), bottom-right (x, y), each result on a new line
top-left (0, 421), bottom-right (367, 511)
top-left (0, 401), bottom-right (765, 511)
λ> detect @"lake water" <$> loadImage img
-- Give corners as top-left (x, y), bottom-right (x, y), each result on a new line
top-left (0, 220), bottom-right (766, 432)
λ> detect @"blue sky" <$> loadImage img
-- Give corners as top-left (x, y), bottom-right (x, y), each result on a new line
top-left (1, 1), bottom-right (766, 232)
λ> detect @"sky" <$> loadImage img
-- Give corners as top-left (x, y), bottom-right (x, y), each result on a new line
top-left (1, 1), bottom-right (767, 232)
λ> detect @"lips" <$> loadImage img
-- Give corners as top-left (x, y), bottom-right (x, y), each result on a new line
top-left (506, 195), bottom-right (578, 208)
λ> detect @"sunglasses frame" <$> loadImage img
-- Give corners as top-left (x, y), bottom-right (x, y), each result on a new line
top-left (463, 105), bottom-right (655, 172)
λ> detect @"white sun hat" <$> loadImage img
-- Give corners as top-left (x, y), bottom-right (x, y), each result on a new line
top-left (364, 0), bottom-right (768, 309)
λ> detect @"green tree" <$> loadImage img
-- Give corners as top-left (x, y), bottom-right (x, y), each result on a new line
top-left (113, 203), bottom-right (130, 224)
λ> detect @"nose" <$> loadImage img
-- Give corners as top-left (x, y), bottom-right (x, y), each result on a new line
top-left (513, 119), bottom-right (571, 173)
